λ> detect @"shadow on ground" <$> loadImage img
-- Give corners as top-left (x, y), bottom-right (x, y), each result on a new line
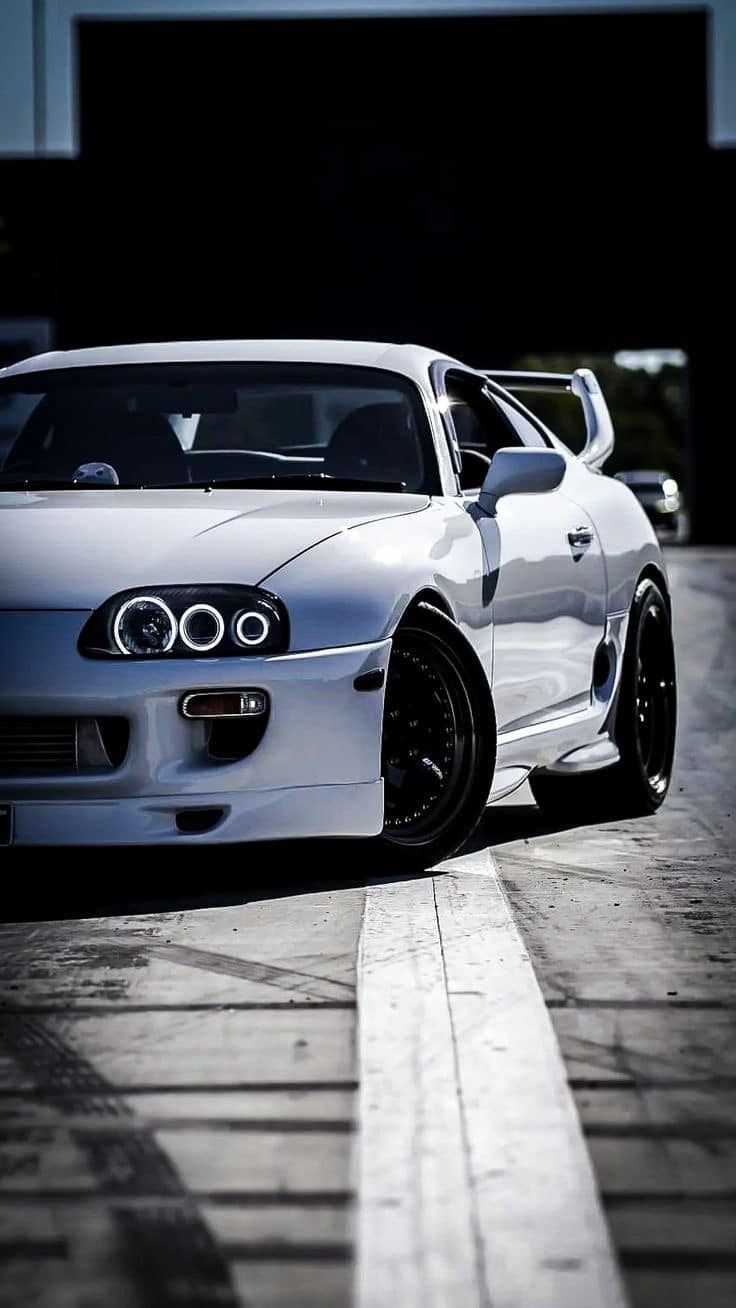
top-left (1, 800), bottom-right (618, 923)
top-left (475, 801), bottom-right (613, 849)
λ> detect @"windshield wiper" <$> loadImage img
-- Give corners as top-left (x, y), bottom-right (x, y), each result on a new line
top-left (182, 473), bottom-right (407, 492)
top-left (0, 478), bottom-right (142, 491)
top-left (0, 474), bottom-right (408, 492)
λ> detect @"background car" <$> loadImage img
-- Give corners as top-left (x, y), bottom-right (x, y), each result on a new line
top-left (615, 468), bottom-right (684, 539)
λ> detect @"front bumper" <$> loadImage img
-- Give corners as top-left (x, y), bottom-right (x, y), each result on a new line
top-left (0, 612), bottom-right (390, 845)
top-left (7, 781), bottom-right (383, 846)
top-left (640, 502), bottom-right (680, 531)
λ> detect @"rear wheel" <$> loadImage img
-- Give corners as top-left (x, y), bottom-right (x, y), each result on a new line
top-left (530, 578), bottom-right (676, 820)
top-left (377, 602), bottom-right (495, 869)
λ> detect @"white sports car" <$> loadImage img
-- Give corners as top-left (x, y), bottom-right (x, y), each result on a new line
top-left (0, 340), bottom-right (676, 867)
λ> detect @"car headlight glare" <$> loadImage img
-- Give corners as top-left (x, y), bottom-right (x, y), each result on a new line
top-left (235, 610), bottom-right (270, 647)
top-left (180, 603), bottom-right (225, 652)
top-left (662, 478), bottom-right (678, 498)
top-left (113, 596), bottom-right (178, 656)
top-left (655, 495), bottom-right (678, 513)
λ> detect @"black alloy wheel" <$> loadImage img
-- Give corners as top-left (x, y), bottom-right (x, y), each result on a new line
top-left (378, 602), bottom-right (495, 869)
top-left (614, 577), bottom-right (677, 810)
top-left (530, 577), bottom-right (677, 820)
top-left (632, 596), bottom-right (676, 800)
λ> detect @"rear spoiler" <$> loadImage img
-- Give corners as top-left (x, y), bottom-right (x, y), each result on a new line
top-left (483, 367), bottom-right (614, 470)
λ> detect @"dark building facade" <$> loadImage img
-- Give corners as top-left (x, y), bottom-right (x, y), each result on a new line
top-left (1, 10), bottom-right (733, 539)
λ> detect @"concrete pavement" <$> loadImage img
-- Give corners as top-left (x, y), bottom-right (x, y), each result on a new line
top-left (0, 547), bottom-right (734, 1307)
top-left (490, 547), bottom-right (736, 1308)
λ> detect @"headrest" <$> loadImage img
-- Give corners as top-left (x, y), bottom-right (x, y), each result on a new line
top-left (325, 402), bottom-right (420, 486)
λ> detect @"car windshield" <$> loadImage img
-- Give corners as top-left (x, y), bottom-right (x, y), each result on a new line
top-left (0, 362), bottom-right (437, 493)
top-left (618, 473), bottom-right (667, 492)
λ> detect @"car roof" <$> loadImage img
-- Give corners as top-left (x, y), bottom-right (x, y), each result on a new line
top-left (0, 339), bottom-right (462, 388)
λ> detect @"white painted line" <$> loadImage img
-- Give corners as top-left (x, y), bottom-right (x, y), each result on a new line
top-left (355, 873), bottom-right (482, 1308)
top-left (356, 849), bottom-right (628, 1308)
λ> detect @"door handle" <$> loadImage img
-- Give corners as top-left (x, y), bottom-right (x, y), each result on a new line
top-left (567, 525), bottom-right (593, 548)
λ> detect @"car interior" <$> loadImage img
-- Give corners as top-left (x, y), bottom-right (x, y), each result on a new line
top-left (1, 388), bottom-right (429, 490)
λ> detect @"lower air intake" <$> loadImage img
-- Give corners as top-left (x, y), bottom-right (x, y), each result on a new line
top-left (0, 717), bottom-right (129, 775)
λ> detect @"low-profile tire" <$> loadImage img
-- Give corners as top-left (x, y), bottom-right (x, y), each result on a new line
top-left (530, 577), bottom-right (677, 820)
top-left (376, 601), bottom-right (496, 870)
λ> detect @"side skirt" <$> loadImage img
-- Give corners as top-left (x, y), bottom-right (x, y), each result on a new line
top-left (489, 608), bottom-right (629, 792)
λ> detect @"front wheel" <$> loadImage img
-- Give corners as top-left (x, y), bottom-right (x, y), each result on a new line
top-left (530, 577), bottom-right (676, 820)
top-left (376, 602), bottom-right (495, 870)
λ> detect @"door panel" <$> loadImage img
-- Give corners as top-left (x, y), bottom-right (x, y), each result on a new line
top-left (441, 374), bottom-right (607, 732)
top-left (477, 489), bottom-right (607, 732)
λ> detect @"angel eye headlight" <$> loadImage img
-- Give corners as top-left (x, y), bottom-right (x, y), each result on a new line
top-left (113, 596), bottom-right (177, 656)
top-left (235, 610), bottom-right (271, 647)
top-left (79, 585), bottom-right (288, 658)
top-left (179, 603), bottom-right (224, 652)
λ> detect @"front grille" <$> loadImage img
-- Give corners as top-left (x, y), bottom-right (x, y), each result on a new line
top-left (0, 717), bottom-right (129, 775)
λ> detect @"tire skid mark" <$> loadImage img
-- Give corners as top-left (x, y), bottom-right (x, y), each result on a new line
top-left (114, 1205), bottom-right (239, 1308)
top-left (145, 941), bottom-right (355, 1000)
top-left (561, 1028), bottom-right (732, 1084)
top-left (2, 928), bottom-right (355, 1002)
top-left (0, 1009), bottom-right (239, 1306)
top-left (0, 927), bottom-right (158, 1008)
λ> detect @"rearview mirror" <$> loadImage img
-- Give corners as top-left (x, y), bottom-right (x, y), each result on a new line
top-left (479, 447), bottom-right (566, 516)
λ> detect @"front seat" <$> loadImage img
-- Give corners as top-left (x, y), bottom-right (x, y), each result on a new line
top-left (324, 403), bottom-right (422, 488)
top-left (6, 404), bottom-right (187, 486)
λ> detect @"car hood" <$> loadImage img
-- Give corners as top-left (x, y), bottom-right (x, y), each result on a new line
top-left (0, 487), bottom-right (430, 608)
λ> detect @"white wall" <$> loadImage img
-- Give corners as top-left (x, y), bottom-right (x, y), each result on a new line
top-left (1, 0), bottom-right (734, 156)
top-left (0, 0), bottom-right (35, 154)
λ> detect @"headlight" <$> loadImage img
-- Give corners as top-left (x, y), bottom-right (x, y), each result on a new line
top-left (662, 478), bottom-right (678, 498)
top-left (114, 596), bottom-right (178, 655)
top-left (79, 585), bottom-right (288, 659)
top-left (180, 604), bottom-right (225, 652)
top-left (235, 610), bottom-right (271, 647)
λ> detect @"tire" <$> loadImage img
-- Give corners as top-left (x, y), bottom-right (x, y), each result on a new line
top-left (376, 601), bottom-right (496, 870)
top-left (530, 577), bottom-right (677, 820)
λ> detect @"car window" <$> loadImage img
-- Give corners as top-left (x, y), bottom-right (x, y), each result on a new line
top-left (0, 363), bottom-right (440, 493)
top-left (445, 378), bottom-right (523, 491)
top-left (491, 393), bottom-right (549, 450)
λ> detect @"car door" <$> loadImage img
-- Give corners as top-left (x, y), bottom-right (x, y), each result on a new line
top-left (446, 374), bottom-right (607, 733)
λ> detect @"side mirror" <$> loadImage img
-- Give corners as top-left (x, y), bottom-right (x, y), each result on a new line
top-left (479, 447), bottom-right (566, 516)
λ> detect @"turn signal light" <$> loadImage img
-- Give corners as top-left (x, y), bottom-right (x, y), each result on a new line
top-left (181, 690), bottom-right (268, 719)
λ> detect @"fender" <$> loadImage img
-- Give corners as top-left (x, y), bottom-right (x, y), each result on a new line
top-left (260, 497), bottom-right (494, 677)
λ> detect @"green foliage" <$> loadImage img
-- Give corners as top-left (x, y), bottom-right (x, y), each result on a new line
top-left (512, 353), bottom-right (687, 489)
